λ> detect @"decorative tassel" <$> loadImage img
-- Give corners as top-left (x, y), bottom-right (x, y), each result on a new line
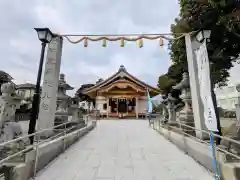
top-left (84, 38), bottom-right (88, 47)
top-left (138, 39), bottom-right (143, 48)
top-left (102, 39), bottom-right (107, 47)
top-left (159, 37), bottom-right (164, 46)
top-left (120, 38), bottom-right (124, 47)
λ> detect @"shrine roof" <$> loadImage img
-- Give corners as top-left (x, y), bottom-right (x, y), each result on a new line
top-left (0, 70), bottom-right (13, 81)
top-left (82, 65), bottom-right (161, 95)
top-left (16, 83), bottom-right (36, 89)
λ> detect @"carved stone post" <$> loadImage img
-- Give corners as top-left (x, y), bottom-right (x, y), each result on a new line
top-left (166, 93), bottom-right (177, 125)
top-left (173, 73), bottom-right (195, 136)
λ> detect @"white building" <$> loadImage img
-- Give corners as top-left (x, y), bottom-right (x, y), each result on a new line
top-left (15, 83), bottom-right (36, 109)
top-left (215, 84), bottom-right (240, 110)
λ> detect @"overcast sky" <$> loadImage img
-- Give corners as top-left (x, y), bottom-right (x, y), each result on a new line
top-left (1, 0), bottom-right (239, 96)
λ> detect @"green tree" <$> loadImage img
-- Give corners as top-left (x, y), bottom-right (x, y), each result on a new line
top-left (76, 84), bottom-right (95, 102)
top-left (157, 74), bottom-right (176, 98)
top-left (158, 0), bottom-right (240, 94)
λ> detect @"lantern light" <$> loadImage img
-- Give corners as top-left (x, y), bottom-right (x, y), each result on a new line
top-left (34, 28), bottom-right (54, 43)
top-left (138, 39), bottom-right (143, 48)
top-left (120, 38), bottom-right (125, 47)
top-left (84, 38), bottom-right (88, 47)
top-left (159, 38), bottom-right (164, 46)
top-left (102, 39), bottom-right (107, 47)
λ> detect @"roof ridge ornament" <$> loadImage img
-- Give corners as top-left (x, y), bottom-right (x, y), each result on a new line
top-left (119, 65), bottom-right (126, 72)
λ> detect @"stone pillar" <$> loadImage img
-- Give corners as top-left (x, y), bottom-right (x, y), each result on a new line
top-left (167, 93), bottom-right (177, 125)
top-left (37, 36), bottom-right (63, 136)
top-left (136, 97), bottom-right (139, 119)
top-left (185, 34), bottom-right (207, 139)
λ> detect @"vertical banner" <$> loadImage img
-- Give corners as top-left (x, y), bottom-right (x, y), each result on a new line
top-left (147, 88), bottom-right (153, 113)
top-left (195, 40), bottom-right (218, 132)
top-left (37, 36), bottom-right (63, 133)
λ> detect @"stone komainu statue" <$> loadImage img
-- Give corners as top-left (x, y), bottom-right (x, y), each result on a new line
top-left (0, 83), bottom-right (29, 179)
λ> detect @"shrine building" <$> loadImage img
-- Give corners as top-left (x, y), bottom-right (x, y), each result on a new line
top-left (82, 65), bottom-right (160, 118)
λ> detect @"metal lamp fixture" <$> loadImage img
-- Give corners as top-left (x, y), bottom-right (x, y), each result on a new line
top-left (34, 28), bottom-right (54, 43)
top-left (196, 30), bottom-right (211, 43)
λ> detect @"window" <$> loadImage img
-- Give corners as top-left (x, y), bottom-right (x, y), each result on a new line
top-left (103, 103), bottom-right (107, 110)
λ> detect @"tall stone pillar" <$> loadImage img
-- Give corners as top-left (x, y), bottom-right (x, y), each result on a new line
top-left (37, 36), bottom-right (63, 136)
top-left (185, 34), bottom-right (207, 139)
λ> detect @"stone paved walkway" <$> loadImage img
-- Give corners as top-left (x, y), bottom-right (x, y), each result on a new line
top-left (35, 120), bottom-right (214, 180)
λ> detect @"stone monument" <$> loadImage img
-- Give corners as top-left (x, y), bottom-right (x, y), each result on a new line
top-left (173, 72), bottom-right (195, 136)
top-left (37, 36), bottom-right (63, 136)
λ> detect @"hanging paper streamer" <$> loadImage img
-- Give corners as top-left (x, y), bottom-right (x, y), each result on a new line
top-left (138, 39), bottom-right (143, 48)
top-left (84, 38), bottom-right (88, 47)
top-left (63, 33), bottom-right (188, 47)
top-left (159, 37), bottom-right (164, 47)
top-left (102, 39), bottom-right (107, 47)
top-left (120, 38), bottom-right (125, 47)
top-left (209, 132), bottom-right (220, 180)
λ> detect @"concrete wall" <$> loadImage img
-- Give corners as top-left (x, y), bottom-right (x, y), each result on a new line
top-left (10, 122), bottom-right (96, 180)
top-left (155, 126), bottom-right (240, 180)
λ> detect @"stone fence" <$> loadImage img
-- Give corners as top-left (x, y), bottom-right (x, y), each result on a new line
top-left (0, 121), bottom-right (96, 180)
top-left (152, 119), bottom-right (240, 180)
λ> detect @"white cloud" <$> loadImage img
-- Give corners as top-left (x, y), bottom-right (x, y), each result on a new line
top-left (1, 0), bottom-right (181, 96)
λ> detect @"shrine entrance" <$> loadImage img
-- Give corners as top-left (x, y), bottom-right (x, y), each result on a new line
top-left (34, 28), bottom-right (222, 179)
top-left (118, 98), bottom-right (127, 113)
top-left (38, 30), bottom-right (220, 138)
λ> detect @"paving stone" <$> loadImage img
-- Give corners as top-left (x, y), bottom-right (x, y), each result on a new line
top-left (35, 120), bottom-right (214, 180)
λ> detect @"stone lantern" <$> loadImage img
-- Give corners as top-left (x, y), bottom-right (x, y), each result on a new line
top-left (68, 96), bottom-right (85, 127)
top-left (55, 74), bottom-right (73, 126)
top-left (173, 72), bottom-right (195, 135)
top-left (166, 93), bottom-right (177, 125)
